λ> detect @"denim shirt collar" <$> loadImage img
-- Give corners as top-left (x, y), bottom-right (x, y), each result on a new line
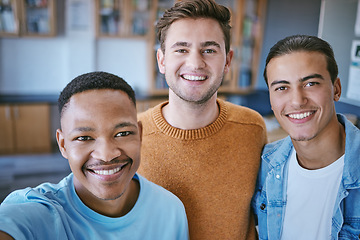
top-left (262, 136), bottom-right (293, 169)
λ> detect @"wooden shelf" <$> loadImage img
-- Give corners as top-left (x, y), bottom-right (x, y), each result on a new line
top-left (0, 0), bottom-right (57, 37)
top-left (95, 0), bottom-right (153, 38)
top-left (21, 0), bottom-right (56, 37)
top-left (0, 0), bottom-right (20, 37)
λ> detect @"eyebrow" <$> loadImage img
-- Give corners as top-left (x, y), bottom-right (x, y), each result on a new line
top-left (73, 127), bottom-right (95, 132)
top-left (171, 41), bottom-right (189, 48)
top-left (170, 41), bottom-right (221, 49)
top-left (270, 74), bottom-right (325, 87)
top-left (302, 73), bottom-right (324, 81)
top-left (201, 41), bottom-right (221, 48)
top-left (115, 122), bottom-right (137, 129)
top-left (71, 122), bottom-right (137, 133)
top-left (270, 80), bottom-right (289, 87)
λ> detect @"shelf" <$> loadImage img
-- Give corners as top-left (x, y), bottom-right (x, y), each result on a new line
top-left (0, 0), bottom-right (20, 37)
top-left (21, 0), bottom-right (56, 37)
top-left (0, 0), bottom-right (57, 37)
top-left (95, 0), bottom-right (153, 38)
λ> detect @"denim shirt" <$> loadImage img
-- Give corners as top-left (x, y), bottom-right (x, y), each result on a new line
top-left (252, 114), bottom-right (360, 240)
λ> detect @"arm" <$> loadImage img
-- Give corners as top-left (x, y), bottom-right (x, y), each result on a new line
top-left (0, 231), bottom-right (14, 240)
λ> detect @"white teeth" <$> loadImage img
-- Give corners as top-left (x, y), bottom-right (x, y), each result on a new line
top-left (182, 75), bottom-right (206, 81)
top-left (288, 112), bottom-right (313, 120)
top-left (93, 167), bottom-right (121, 175)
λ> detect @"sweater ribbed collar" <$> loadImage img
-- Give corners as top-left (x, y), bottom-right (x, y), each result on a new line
top-left (151, 99), bottom-right (228, 140)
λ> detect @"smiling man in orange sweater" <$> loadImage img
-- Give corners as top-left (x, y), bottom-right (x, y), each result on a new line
top-left (137, 0), bottom-right (267, 239)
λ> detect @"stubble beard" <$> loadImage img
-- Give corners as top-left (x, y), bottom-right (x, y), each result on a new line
top-left (168, 74), bottom-right (224, 105)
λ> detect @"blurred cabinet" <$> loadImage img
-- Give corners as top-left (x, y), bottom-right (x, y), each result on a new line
top-left (0, 0), bottom-right (20, 36)
top-left (95, 0), bottom-right (153, 38)
top-left (148, 0), bottom-right (267, 95)
top-left (0, 104), bottom-right (51, 154)
top-left (0, 0), bottom-right (56, 37)
top-left (147, 0), bottom-right (174, 95)
top-left (20, 0), bottom-right (56, 36)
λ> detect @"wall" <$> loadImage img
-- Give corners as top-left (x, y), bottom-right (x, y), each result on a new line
top-left (0, 0), bottom-right (149, 95)
top-left (256, 0), bottom-right (322, 90)
top-left (319, 0), bottom-right (360, 107)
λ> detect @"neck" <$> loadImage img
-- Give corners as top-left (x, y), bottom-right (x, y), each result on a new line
top-left (74, 178), bottom-right (140, 218)
top-left (162, 92), bottom-right (219, 130)
top-left (293, 116), bottom-right (346, 170)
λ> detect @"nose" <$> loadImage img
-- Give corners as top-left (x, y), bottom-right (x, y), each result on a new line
top-left (91, 139), bottom-right (121, 162)
top-left (186, 51), bottom-right (206, 69)
top-left (291, 88), bottom-right (307, 107)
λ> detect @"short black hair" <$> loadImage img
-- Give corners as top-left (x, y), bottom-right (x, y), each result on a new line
top-left (264, 35), bottom-right (338, 85)
top-left (58, 71), bottom-right (136, 116)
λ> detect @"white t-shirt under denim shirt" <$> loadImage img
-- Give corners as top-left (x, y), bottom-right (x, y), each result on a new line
top-left (281, 149), bottom-right (344, 240)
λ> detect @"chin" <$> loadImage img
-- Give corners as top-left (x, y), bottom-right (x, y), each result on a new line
top-left (290, 133), bottom-right (317, 142)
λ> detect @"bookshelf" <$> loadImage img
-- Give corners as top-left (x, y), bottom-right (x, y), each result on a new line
top-left (95, 0), bottom-right (153, 38)
top-left (0, 0), bottom-right (57, 37)
top-left (0, 0), bottom-right (20, 37)
top-left (21, 0), bottom-right (56, 37)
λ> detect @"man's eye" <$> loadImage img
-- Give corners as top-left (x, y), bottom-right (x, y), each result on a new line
top-left (115, 131), bottom-right (133, 137)
top-left (305, 82), bottom-right (318, 87)
top-left (203, 49), bottom-right (215, 54)
top-left (275, 86), bottom-right (287, 91)
top-left (75, 136), bottom-right (92, 141)
top-left (175, 49), bottom-right (187, 53)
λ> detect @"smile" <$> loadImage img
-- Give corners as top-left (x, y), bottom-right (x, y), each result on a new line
top-left (89, 161), bottom-right (129, 177)
top-left (93, 167), bottom-right (122, 176)
top-left (182, 74), bottom-right (206, 81)
top-left (288, 111), bottom-right (314, 120)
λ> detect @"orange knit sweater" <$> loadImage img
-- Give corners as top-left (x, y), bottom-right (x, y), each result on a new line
top-left (138, 99), bottom-right (267, 240)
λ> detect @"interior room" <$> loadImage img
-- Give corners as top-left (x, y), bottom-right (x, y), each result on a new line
top-left (0, 0), bottom-right (359, 203)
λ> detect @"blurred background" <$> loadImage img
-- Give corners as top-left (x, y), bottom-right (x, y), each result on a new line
top-left (0, 0), bottom-right (359, 202)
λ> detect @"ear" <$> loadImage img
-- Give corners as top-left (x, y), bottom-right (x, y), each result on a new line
top-left (137, 121), bottom-right (143, 142)
top-left (333, 77), bottom-right (342, 102)
top-left (56, 129), bottom-right (68, 159)
top-left (157, 48), bottom-right (165, 74)
top-left (224, 49), bottom-right (234, 74)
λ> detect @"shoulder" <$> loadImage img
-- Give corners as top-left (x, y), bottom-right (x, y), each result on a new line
top-left (0, 186), bottom-right (66, 239)
top-left (1, 174), bottom-right (71, 207)
top-left (138, 102), bottom-right (169, 136)
top-left (338, 114), bottom-right (360, 139)
top-left (137, 174), bottom-right (185, 210)
top-left (220, 99), bottom-right (266, 129)
top-left (138, 101), bottom-right (167, 122)
top-left (0, 175), bottom-right (73, 238)
top-left (221, 99), bottom-right (265, 124)
top-left (137, 174), bottom-right (184, 204)
top-left (262, 137), bottom-right (293, 165)
top-left (137, 107), bottom-right (152, 121)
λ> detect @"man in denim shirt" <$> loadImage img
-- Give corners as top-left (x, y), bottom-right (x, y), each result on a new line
top-left (252, 35), bottom-right (360, 239)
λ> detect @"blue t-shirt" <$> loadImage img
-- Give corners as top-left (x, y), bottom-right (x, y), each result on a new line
top-left (0, 173), bottom-right (189, 240)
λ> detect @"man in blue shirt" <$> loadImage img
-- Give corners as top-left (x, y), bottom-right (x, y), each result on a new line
top-left (252, 35), bottom-right (360, 239)
top-left (0, 71), bottom-right (189, 240)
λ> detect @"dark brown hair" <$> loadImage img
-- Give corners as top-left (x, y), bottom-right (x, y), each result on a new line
top-left (264, 35), bottom-right (338, 85)
top-left (156, 0), bottom-right (231, 54)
